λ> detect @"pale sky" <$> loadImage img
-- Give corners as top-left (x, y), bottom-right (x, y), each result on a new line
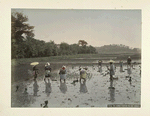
top-left (12, 9), bottom-right (141, 48)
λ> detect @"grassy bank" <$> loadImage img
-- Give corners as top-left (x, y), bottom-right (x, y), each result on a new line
top-left (11, 53), bottom-right (141, 66)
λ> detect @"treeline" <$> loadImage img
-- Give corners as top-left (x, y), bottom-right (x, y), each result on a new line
top-left (95, 44), bottom-right (141, 54)
top-left (11, 12), bottom-right (97, 59)
top-left (13, 37), bottom-right (97, 58)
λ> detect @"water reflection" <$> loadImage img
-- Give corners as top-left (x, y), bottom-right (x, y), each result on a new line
top-left (33, 80), bottom-right (39, 96)
top-left (129, 81), bottom-right (132, 85)
top-left (15, 88), bottom-right (32, 107)
top-left (127, 66), bottom-right (132, 77)
top-left (120, 67), bottom-right (123, 72)
top-left (80, 80), bottom-right (88, 93)
top-left (119, 61), bottom-right (124, 72)
top-left (21, 88), bottom-right (31, 106)
top-left (45, 79), bottom-right (52, 97)
top-left (59, 81), bottom-right (67, 94)
top-left (98, 66), bottom-right (102, 73)
top-left (108, 80), bottom-right (115, 102)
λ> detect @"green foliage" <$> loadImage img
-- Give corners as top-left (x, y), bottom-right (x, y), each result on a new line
top-left (78, 40), bottom-right (88, 46)
top-left (11, 12), bottom-right (35, 58)
top-left (11, 12), bottom-right (97, 59)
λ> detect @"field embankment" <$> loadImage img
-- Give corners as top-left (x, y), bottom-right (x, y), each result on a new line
top-left (12, 53), bottom-right (141, 66)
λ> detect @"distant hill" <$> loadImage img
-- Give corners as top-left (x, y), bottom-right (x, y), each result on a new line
top-left (95, 44), bottom-right (141, 54)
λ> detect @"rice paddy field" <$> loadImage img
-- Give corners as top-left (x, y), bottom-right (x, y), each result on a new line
top-left (11, 54), bottom-right (141, 108)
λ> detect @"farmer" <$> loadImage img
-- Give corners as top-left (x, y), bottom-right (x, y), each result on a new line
top-left (44, 62), bottom-right (52, 81)
top-left (33, 65), bottom-right (39, 80)
top-left (45, 62), bottom-right (51, 71)
top-left (127, 56), bottom-right (132, 68)
top-left (98, 60), bottom-right (102, 72)
top-left (59, 65), bottom-right (67, 82)
top-left (107, 60), bottom-right (115, 80)
top-left (98, 60), bottom-right (102, 67)
top-left (79, 67), bottom-right (87, 82)
top-left (44, 70), bottom-right (51, 81)
top-left (119, 60), bottom-right (124, 72)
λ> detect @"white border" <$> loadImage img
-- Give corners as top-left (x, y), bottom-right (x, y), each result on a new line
top-left (0, 0), bottom-right (150, 115)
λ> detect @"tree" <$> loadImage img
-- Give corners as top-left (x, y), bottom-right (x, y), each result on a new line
top-left (59, 42), bottom-right (70, 55)
top-left (70, 44), bottom-right (79, 54)
top-left (78, 40), bottom-right (88, 46)
top-left (23, 36), bottom-right (37, 58)
top-left (35, 40), bottom-right (45, 57)
top-left (11, 12), bottom-right (34, 58)
top-left (44, 40), bottom-right (58, 57)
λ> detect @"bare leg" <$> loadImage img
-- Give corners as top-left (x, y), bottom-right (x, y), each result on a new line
top-left (110, 75), bottom-right (113, 80)
top-left (34, 75), bottom-right (37, 80)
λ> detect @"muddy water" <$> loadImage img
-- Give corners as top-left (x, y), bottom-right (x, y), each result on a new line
top-left (11, 62), bottom-right (141, 107)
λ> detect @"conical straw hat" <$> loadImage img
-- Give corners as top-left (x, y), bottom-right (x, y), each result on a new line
top-left (108, 60), bottom-right (115, 63)
top-left (30, 62), bottom-right (39, 66)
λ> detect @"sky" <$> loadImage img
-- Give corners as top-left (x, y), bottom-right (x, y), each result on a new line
top-left (12, 9), bottom-right (141, 48)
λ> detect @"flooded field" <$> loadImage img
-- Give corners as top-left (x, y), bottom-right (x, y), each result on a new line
top-left (11, 60), bottom-right (141, 108)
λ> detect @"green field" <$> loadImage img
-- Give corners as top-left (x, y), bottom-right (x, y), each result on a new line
top-left (12, 53), bottom-right (141, 66)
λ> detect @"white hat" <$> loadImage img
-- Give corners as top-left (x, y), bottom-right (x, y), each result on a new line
top-left (47, 62), bottom-right (50, 65)
top-left (62, 65), bottom-right (66, 69)
top-left (108, 60), bottom-right (115, 63)
top-left (45, 62), bottom-right (50, 67)
top-left (83, 67), bottom-right (88, 70)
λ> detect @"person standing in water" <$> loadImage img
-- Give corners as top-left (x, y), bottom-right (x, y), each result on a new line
top-left (98, 60), bottom-right (102, 67)
top-left (44, 62), bottom-right (52, 81)
top-left (107, 60), bottom-right (115, 80)
top-left (98, 60), bottom-right (102, 72)
top-left (126, 56), bottom-right (132, 78)
top-left (45, 62), bottom-right (51, 71)
top-left (127, 56), bottom-right (132, 68)
top-left (79, 67), bottom-right (87, 82)
top-left (33, 65), bottom-right (39, 80)
top-left (59, 65), bottom-right (67, 82)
